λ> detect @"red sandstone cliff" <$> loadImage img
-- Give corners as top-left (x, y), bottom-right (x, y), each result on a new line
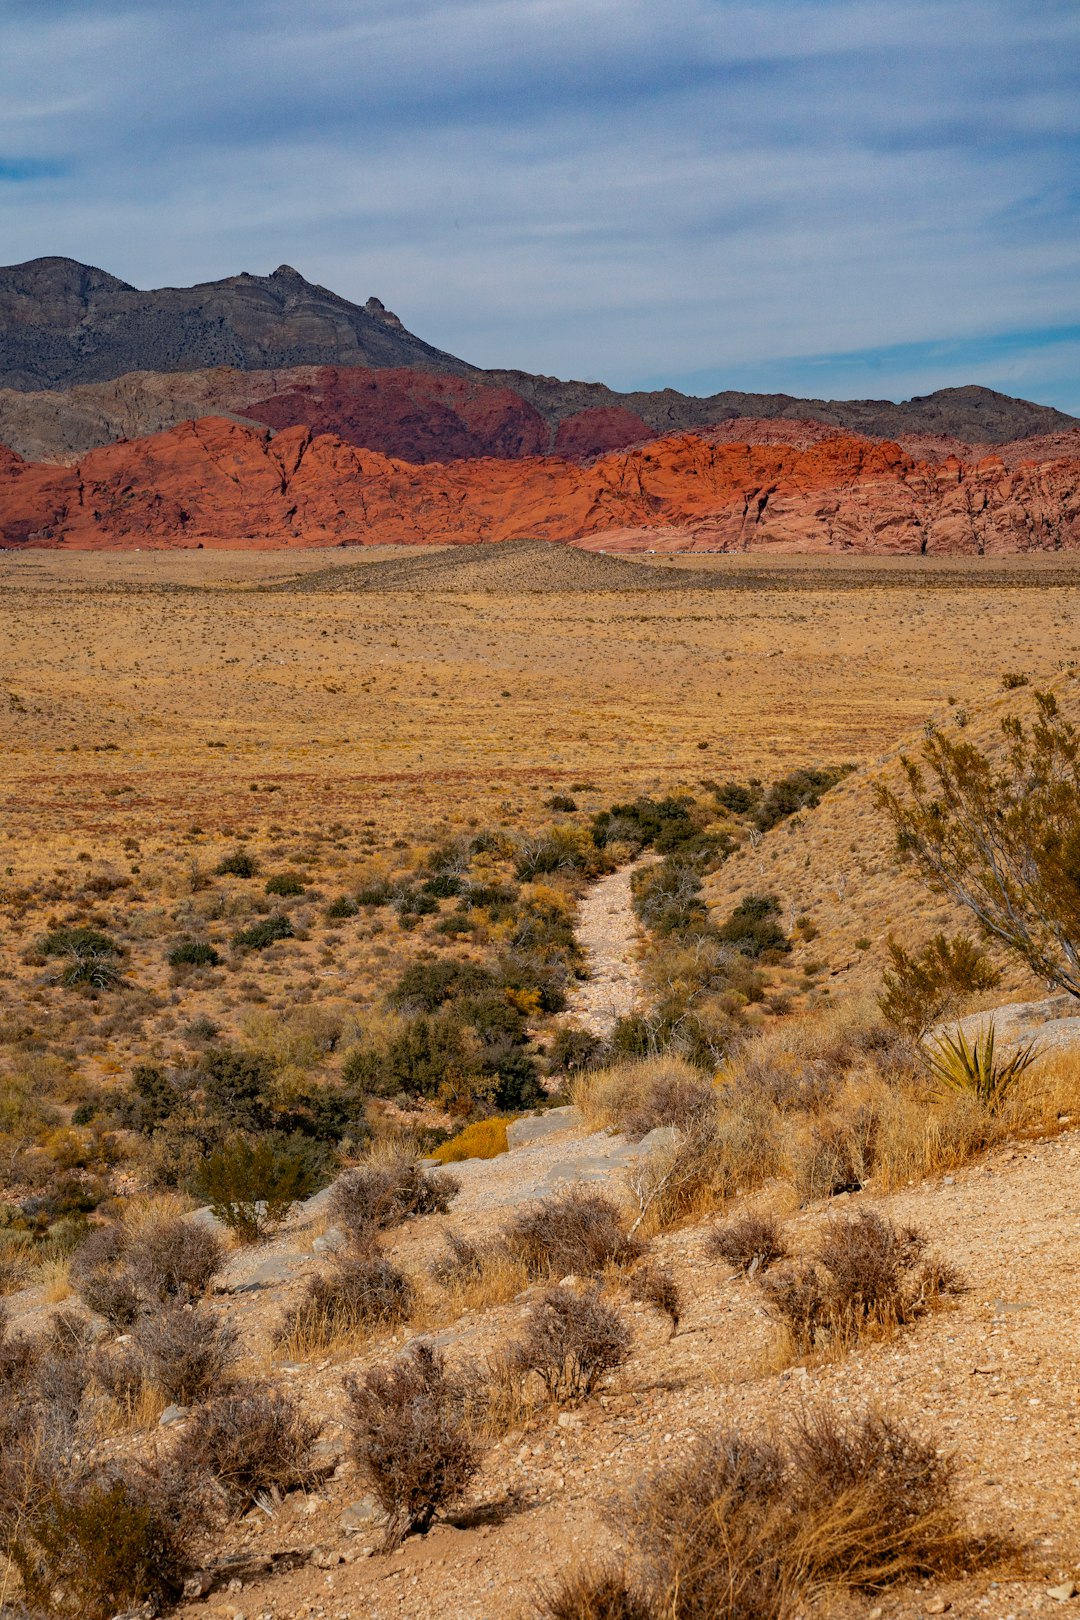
top-left (0, 415), bottom-right (1077, 554)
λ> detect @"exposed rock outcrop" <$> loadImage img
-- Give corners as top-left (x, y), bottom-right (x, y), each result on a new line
top-left (1, 414), bottom-right (1077, 554)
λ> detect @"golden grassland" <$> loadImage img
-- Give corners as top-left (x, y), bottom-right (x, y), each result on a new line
top-left (0, 544), bottom-right (1076, 1106)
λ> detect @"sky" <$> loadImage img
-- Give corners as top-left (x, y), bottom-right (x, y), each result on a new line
top-left (1, 0), bottom-right (1079, 410)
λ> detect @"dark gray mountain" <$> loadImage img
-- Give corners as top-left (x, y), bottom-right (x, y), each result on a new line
top-left (0, 256), bottom-right (476, 390)
top-left (0, 256), bottom-right (1075, 446)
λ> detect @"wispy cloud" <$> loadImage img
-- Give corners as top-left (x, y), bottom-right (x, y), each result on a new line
top-left (0, 0), bottom-right (1077, 408)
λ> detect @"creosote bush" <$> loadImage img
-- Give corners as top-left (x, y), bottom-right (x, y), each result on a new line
top-left (231, 913), bottom-right (294, 951)
top-left (168, 937), bottom-right (221, 968)
top-left (879, 932), bottom-right (1000, 1039)
top-left (345, 1341), bottom-right (482, 1548)
top-left (195, 1132), bottom-right (324, 1241)
top-left (217, 849), bottom-right (258, 878)
top-left (7, 1461), bottom-right (206, 1620)
top-left (501, 1188), bottom-right (644, 1280)
top-left (173, 1381), bottom-right (321, 1507)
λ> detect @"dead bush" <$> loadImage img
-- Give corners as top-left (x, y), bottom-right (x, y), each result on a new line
top-left (173, 1381), bottom-right (321, 1507)
top-left (132, 1302), bottom-right (240, 1405)
top-left (761, 1210), bottom-right (962, 1354)
top-left (534, 1569), bottom-right (653, 1620)
top-left (344, 1341), bottom-right (482, 1548)
top-left (610, 1407), bottom-right (975, 1619)
top-left (796, 1105), bottom-right (880, 1200)
top-left (786, 1407), bottom-right (964, 1586)
top-left (329, 1157), bottom-right (460, 1243)
top-left (0, 1300), bottom-right (39, 1390)
top-left (429, 1229), bottom-right (487, 1287)
top-left (620, 1068), bottom-right (718, 1142)
top-left (617, 1425), bottom-right (793, 1620)
top-left (8, 1459), bottom-right (205, 1620)
top-left (506, 1285), bottom-right (631, 1404)
top-left (628, 1264), bottom-right (681, 1334)
top-left (707, 1212), bottom-right (788, 1275)
top-left (501, 1188), bottom-right (644, 1280)
top-left (276, 1250), bottom-right (413, 1354)
top-left (127, 1217), bottom-right (224, 1303)
top-left (629, 1095), bottom-right (781, 1233)
top-left (69, 1224), bottom-right (141, 1328)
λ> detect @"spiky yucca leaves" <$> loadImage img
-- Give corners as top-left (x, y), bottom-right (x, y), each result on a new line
top-left (926, 1020), bottom-right (1038, 1112)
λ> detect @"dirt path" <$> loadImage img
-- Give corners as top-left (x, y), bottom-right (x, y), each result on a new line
top-left (565, 858), bottom-right (650, 1037)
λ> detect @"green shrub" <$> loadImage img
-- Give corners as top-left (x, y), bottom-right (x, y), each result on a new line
top-left (40, 927), bottom-right (117, 959)
top-left (217, 849), bottom-right (258, 878)
top-left (754, 765), bottom-right (853, 832)
top-left (194, 1133), bottom-right (327, 1241)
top-left (544, 793), bottom-right (578, 811)
top-left (231, 913), bottom-right (293, 950)
top-left (879, 932), bottom-right (1000, 1039)
top-left (389, 958), bottom-right (495, 1013)
top-left (716, 894), bottom-right (790, 958)
top-left (326, 893), bottom-right (360, 919)
top-left (422, 872), bottom-right (462, 898)
top-left (265, 871), bottom-right (305, 896)
top-left (168, 937), bottom-right (220, 968)
top-left (356, 881), bottom-right (392, 906)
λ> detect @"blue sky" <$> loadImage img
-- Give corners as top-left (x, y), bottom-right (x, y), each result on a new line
top-left (1, 0), bottom-right (1078, 410)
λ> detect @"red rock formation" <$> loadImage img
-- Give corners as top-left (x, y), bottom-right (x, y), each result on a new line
top-left (1, 415), bottom-right (1078, 554)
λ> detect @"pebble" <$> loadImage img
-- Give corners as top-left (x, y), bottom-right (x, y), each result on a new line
top-left (1048, 1582), bottom-right (1079, 1601)
top-left (158, 1403), bottom-right (190, 1427)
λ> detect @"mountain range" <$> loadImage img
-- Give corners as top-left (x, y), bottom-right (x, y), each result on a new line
top-left (0, 255), bottom-right (1077, 552)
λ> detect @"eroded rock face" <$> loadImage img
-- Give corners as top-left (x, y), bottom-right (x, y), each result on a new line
top-left (1, 415), bottom-right (1078, 553)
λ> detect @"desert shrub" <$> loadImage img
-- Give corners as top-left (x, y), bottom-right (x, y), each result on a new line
top-left (118, 1061), bottom-right (183, 1132)
top-left (787, 1406), bottom-right (964, 1585)
top-left (431, 1117), bottom-right (509, 1163)
top-left (329, 1156), bottom-right (460, 1241)
top-left (1001, 670), bottom-right (1030, 690)
top-left (194, 1133), bottom-right (325, 1241)
top-left (535, 1570), bottom-right (652, 1620)
top-left (592, 795), bottom-right (699, 853)
top-left (466, 880), bottom-right (519, 914)
top-left (199, 1043), bottom-right (275, 1130)
top-left (0, 1300), bottom-right (39, 1390)
top-left (231, 913), bottom-right (293, 950)
top-left (326, 893), bottom-right (359, 918)
top-left (132, 1302), bottom-right (239, 1405)
top-left (879, 933), bottom-right (1000, 1039)
top-left (356, 880), bottom-right (392, 906)
top-left (217, 848), bottom-right (258, 878)
top-left (278, 1250), bottom-right (413, 1353)
top-left (168, 936), bottom-right (220, 968)
top-left (546, 1025), bottom-right (606, 1076)
top-left (69, 1226), bottom-right (141, 1328)
top-left (877, 690), bottom-right (1080, 997)
top-left (389, 958), bottom-right (496, 1013)
top-left (265, 870), bottom-right (305, 896)
top-left (514, 825), bottom-right (593, 880)
top-left (544, 793), bottom-right (578, 812)
top-left (507, 1285), bottom-right (631, 1404)
top-left (708, 1211), bottom-right (788, 1274)
top-left (754, 765), bottom-right (853, 832)
top-left (795, 1103), bottom-right (882, 1200)
top-left (422, 872), bottom-right (463, 898)
top-left (395, 886), bottom-right (438, 919)
top-left (501, 1188), bottom-right (644, 1280)
top-left (634, 859), bottom-right (709, 937)
top-left (926, 1020), bottom-right (1038, 1112)
top-left (611, 1405), bottom-right (966, 1619)
top-left (126, 1217), bottom-right (224, 1303)
top-left (716, 894), bottom-right (790, 958)
top-left (173, 1381), bottom-right (321, 1506)
top-left (344, 1341), bottom-right (482, 1548)
top-left (428, 1229), bottom-right (489, 1288)
top-left (620, 1067), bottom-right (717, 1142)
top-left (762, 1210), bottom-right (962, 1354)
top-left (629, 1093), bottom-right (782, 1232)
top-left (9, 1461), bottom-right (205, 1620)
top-left (628, 1264), bottom-right (681, 1334)
top-left (40, 927), bottom-right (117, 959)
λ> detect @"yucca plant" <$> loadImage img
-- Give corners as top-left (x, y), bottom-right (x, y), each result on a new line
top-left (925, 1019), bottom-right (1038, 1111)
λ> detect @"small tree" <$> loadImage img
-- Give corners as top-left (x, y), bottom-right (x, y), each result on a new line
top-left (876, 690), bottom-right (1080, 997)
top-left (194, 1134), bottom-right (324, 1241)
